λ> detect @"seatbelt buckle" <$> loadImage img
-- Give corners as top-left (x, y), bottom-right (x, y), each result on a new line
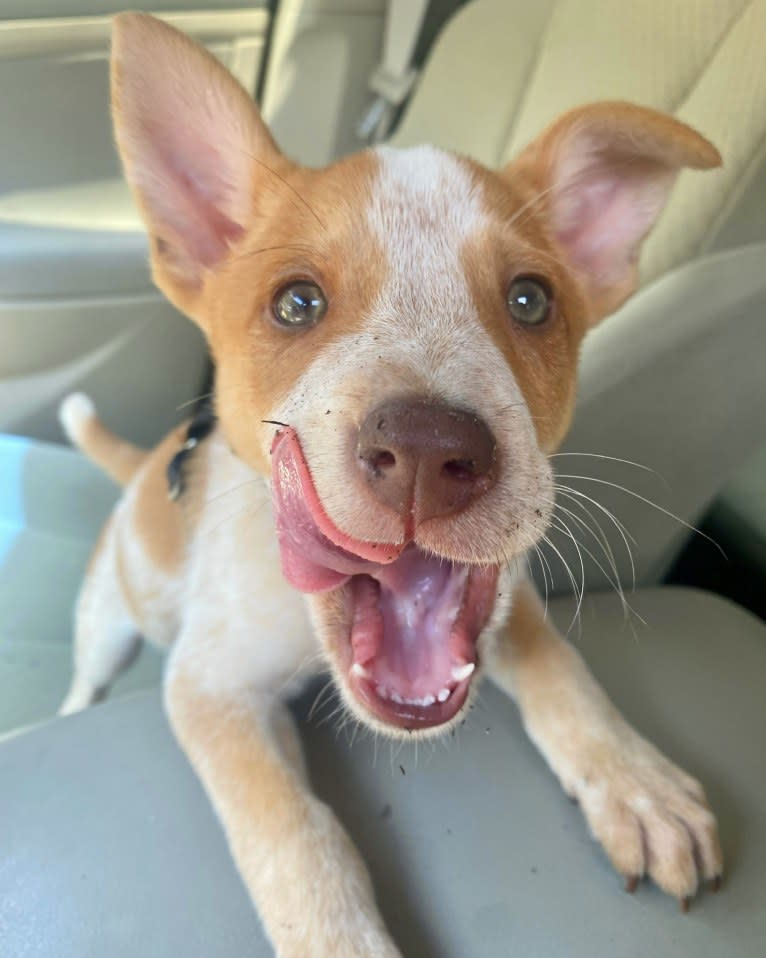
top-left (356, 96), bottom-right (390, 143)
top-left (356, 65), bottom-right (419, 144)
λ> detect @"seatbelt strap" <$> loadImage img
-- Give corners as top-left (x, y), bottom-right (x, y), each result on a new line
top-left (357, 0), bottom-right (431, 144)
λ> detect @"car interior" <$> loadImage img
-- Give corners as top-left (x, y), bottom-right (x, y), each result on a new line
top-left (1, 1), bottom-right (765, 955)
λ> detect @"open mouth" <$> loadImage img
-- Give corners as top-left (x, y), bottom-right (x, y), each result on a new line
top-left (272, 427), bottom-right (499, 730)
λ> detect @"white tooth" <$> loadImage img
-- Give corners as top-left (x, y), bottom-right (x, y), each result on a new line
top-left (451, 662), bottom-right (475, 682)
top-left (422, 695), bottom-right (436, 707)
top-left (391, 692), bottom-right (404, 704)
top-left (351, 663), bottom-right (370, 679)
top-left (437, 687), bottom-right (451, 703)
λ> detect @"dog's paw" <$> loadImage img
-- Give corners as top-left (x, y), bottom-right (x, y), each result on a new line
top-left (561, 728), bottom-right (722, 907)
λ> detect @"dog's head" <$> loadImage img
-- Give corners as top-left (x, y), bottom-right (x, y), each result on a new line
top-left (112, 14), bottom-right (720, 735)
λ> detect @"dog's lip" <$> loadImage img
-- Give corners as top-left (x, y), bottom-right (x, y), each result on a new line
top-left (270, 426), bottom-right (404, 592)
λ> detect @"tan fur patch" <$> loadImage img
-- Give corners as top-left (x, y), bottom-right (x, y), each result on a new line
top-left (166, 671), bottom-right (307, 837)
top-left (129, 424), bottom-right (190, 572)
top-left (117, 419), bottom-right (210, 587)
top-left (203, 151), bottom-right (386, 475)
top-left (456, 157), bottom-right (589, 454)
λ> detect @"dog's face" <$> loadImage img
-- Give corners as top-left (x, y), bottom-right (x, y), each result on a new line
top-left (112, 14), bottom-right (720, 736)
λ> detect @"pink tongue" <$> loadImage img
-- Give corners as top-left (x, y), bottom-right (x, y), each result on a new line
top-left (271, 428), bottom-right (403, 592)
top-left (372, 550), bottom-right (471, 695)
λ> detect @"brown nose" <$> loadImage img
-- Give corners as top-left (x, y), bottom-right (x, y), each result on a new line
top-left (357, 397), bottom-right (497, 525)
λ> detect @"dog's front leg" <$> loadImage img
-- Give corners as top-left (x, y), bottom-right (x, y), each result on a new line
top-left (487, 579), bottom-right (722, 905)
top-left (165, 652), bottom-right (402, 958)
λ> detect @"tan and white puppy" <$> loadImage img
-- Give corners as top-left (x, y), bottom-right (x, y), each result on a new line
top-left (60, 13), bottom-right (723, 957)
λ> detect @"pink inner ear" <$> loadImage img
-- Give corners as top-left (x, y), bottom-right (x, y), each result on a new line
top-left (553, 164), bottom-right (673, 288)
top-left (146, 130), bottom-right (246, 273)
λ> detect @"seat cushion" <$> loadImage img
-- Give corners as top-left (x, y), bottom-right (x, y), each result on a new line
top-left (0, 434), bottom-right (162, 735)
top-left (0, 587), bottom-right (763, 957)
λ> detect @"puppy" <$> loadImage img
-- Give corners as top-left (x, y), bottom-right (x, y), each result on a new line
top-left (59, 14), bottom-right (723, 957)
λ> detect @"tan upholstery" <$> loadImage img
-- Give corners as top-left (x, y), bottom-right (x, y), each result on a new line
top-left (394, 0), bottom-right (766, 589)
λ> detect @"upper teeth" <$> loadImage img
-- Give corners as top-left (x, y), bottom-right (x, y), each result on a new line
top-left (451, 662), bottom-right (475, 682)
top-left (351, 663), bottom-right (371, 679)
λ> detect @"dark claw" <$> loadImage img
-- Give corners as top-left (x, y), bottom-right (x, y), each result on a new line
top-left (680, 896), bottom-right (691, 914)
top-left (624, 875), bottom-right (640, 894)
top-left (711, 875), bottom-right (722, 893)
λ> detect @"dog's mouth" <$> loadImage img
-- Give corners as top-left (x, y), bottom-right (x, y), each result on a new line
top-left (271, 427), bottom-right (499, 730)
top-left (346, 555), bottom-right (498, 729)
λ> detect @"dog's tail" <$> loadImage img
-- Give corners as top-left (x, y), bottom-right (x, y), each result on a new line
top-left (59, 392), bottom-right (148, 487)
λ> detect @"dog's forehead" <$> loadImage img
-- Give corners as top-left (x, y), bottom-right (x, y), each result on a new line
top-left (369, 145), bottom-right (486, 231)
top-left (368, 145), bottom-right (488, 301)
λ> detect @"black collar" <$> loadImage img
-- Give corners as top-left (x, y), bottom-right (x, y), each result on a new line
top-left (167, 398), bottom-right (217, 501)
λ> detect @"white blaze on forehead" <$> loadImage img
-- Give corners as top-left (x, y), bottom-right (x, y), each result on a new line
top-left (366, 146), bottom-right (487, 360)
top-left (370, 145), bottom-right (485, 292)
top-left (357, 145), bottom-right (523, 411)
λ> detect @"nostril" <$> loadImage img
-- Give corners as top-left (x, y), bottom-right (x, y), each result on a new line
top-left (361, 448), bottom-right (396, 478)
top-left (442, 459), bottom-right (478, 482)
top-left (358, 398), bottom-right (497, 520)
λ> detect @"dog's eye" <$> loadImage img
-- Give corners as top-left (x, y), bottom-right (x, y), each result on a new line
top-left (273, 281), bottom-right (327, 329)
top-left (506, 277), bottom-right (551, 326)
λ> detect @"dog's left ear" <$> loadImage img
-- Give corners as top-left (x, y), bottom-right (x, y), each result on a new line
top-left (508, 102), bottom-right (721, 319)
top-left (111, 13), bottom-right (285, 319)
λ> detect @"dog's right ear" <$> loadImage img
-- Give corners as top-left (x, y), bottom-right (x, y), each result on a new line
top-left (505, 102), bottom-right (721, 321)
top-left (111, 13), bottom-right (283, 319)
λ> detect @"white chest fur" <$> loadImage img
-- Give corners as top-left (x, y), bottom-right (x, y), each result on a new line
top-left (170, 434), bottom-right (320, 698)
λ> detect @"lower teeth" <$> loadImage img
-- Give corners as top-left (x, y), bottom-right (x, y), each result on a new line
top-left (352, 667), bottom-right (470, 708)
top-left (375, 686), bottom-right (453, 707)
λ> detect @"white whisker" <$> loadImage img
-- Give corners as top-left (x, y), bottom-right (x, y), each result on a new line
top-left (554, 498), bottom-right (630, 603)
top-left (550, 451), bottom-right (668, 488)
top-left (555, 474), bottom-right (726, 559)
top-left (546, 515), bottom-right (586, 636)
top-left (556, 487), bottom-right (637, 598)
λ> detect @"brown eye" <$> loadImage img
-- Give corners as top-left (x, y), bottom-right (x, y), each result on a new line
top-left (506, 276), bottom-right (551, 326)
top-left (273, 281), bottom-right (327, 329)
